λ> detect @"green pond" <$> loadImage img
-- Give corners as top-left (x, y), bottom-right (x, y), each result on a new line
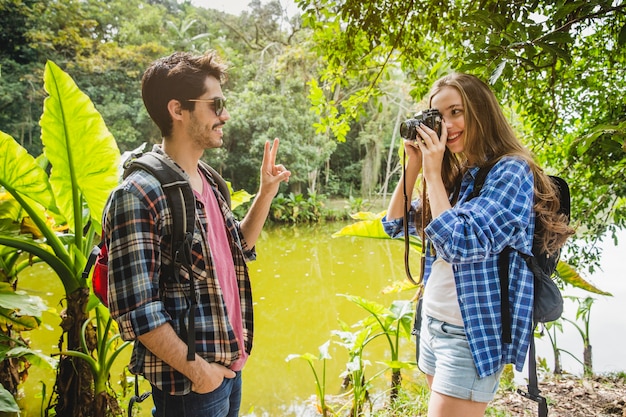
top-left (17, 221), bottom-right (421, 416)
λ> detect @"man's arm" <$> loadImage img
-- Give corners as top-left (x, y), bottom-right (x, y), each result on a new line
top-left (240, 138), bottom-right (290, 248)
top-left (137, 323), bottom-right (235, 394)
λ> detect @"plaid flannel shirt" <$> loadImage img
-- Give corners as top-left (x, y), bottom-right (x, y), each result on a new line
top-left (382, 156), bottom-right (535, 378)
top-left (104, 146), bottom-right (255, 394)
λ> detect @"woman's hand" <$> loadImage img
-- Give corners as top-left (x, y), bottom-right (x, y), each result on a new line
top-left (402, 137), bottom-right (423, 173)
top-left (415, 122), bottom-right (448, 184)
top-left (415, 122), bottom-right (451, 219)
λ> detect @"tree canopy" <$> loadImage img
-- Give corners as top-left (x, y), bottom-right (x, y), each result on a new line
top-left (0, 0), bottom-right (624, 270)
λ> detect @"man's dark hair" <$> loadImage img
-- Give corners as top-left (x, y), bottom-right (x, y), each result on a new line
top-left (141, 51), bottom-right (228, 138)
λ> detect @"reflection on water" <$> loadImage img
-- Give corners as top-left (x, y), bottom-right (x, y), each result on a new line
top-left (18, 221), bottom-right (419, 416)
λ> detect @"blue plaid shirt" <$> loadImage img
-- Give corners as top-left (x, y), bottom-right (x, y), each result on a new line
top-left (104, 146), bottom-right (256, 394)
top-left (382, 157), bottom-right (535, 377)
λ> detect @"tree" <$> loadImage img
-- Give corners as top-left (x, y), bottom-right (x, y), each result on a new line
top-left (296, 0), bottom-right (626, 270)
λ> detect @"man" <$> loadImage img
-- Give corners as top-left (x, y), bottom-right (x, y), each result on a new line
top-left (104, 51), bottom-right (290, 416)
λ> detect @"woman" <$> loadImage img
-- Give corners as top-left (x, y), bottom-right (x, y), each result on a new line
top-left (382, 73), bottom-right (572, 416)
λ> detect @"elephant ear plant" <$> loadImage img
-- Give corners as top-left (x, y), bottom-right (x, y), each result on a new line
top-left (0, 60), bottom-right (121, 416)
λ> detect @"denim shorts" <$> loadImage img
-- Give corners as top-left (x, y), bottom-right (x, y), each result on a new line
top-left (418, 316), bottom-right (503, 403)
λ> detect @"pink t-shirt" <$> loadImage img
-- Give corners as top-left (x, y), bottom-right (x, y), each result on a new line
top-left (195, 171), bottom-right (248, 371)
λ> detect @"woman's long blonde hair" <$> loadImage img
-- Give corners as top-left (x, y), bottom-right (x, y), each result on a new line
top-left (428, 73), bottom-right (574, 254)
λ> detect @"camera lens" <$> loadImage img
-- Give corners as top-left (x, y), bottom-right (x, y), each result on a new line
top-left (399, 121), bottom-right (410, 139)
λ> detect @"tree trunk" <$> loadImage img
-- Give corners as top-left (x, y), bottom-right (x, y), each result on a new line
top-left (51, 287), bottom-right (93, 417)
top-left (583, 343), bottom-right (593, 377)
top-left (390, 368), bottom-right (402, 401)
top-left (382, 97), bottom-right (406, 206)
top-left (360, 135), bottom-right (381, 197)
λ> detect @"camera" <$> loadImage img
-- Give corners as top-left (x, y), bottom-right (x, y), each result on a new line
top-left (399, 109), bottom-right (443, 141)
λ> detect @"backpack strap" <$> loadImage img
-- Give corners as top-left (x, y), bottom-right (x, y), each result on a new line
top-left (468, 162), bottom-right (496, 200)
top-left (123, 151), bottom-right (198, 361)
top-left (517, 337), bottom-right (549, 417)
top-left (498, 247), bottom-right (513, 344)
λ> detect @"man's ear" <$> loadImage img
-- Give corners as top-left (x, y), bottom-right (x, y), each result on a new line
top-left (168, 99), bottom-right (184, 120)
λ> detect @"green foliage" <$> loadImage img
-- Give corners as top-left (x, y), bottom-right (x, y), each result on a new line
top-left (269, 192), bottom-right (326, 223)
top-left (332, 322), bottom-right (377, 416)
top-left (288, 295), bottom-right (417, 416)
top-left (0, 282), bottom-right (47, 331)
top-left (0, 60), bottom-right (120, 294)
top-left (222, 75), bottom-right (333, 194)
top-left (55, 306), bottom-right (131, 401)
top-left (0, 383), bottom-right (19, 413)
top-left (563, 296), bottom-right (596, 377)
top-left (370, 379), bottom-right (430, 416)
top-left (286, 341), bottom-right (334, 416)
top-left (339, 294), bottom-right (416, 402)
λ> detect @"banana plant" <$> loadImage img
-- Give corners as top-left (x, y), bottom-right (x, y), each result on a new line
top-left (55, 305), bottom-right (131, 417)
top-left (0, 60), bottom-right (120, 416)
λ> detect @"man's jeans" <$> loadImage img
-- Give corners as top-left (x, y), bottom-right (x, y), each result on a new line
top-left (151, 371), bottom-right (242, 417)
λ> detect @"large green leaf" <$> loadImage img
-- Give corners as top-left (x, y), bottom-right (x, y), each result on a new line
top-left (40, 61), bottom-right (121, 233)
top-left (332, 211), bottom-right (389, 239)
top-left (0, 132), bottom-right (54, 213)
top-left (0, 282), bottom-right (48, 331)
top-left (556, 260), bottom-right (611, 296)
top-left (0, 282), bottom-right (48, 316)
top-left (5, 346), bottom-right (57, 370)
top-left (332, 211), bottom-right (423, 250)
top-left (0, 383), bottom-right (19, 413)
top-left (231, 188), bottom-right (253, 210)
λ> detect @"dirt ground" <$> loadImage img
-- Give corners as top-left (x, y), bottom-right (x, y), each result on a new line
top-left (491, 375), bottom-right (626, 417)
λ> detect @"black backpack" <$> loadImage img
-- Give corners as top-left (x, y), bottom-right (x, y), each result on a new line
top-left (469, 163), bottom-right (571, 417)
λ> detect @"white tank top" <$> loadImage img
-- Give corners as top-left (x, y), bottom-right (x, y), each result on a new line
top-left (423, 258), bottom-right (464, 326)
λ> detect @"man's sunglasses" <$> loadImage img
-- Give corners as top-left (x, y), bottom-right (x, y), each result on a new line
top-left (186, 97), bottom-right (227, 116)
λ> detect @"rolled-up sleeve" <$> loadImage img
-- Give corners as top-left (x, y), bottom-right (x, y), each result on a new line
top-left (381, 200), bottom-right (423, 238)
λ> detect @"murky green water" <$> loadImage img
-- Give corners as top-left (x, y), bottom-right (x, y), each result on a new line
top-left (17, 221), bottom-right (420, 416)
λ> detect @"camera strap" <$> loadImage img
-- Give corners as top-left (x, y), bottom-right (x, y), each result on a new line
top-left (401, 150), bottom-right (425, 287)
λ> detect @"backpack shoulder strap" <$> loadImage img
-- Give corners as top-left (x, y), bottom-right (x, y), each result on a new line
top-left (123, 151), bottom-right (197, 360)
top-left (198, 160), bottom-right (231, 208)
top-left (123, 152), bottom-right (195, 251)
top-left (468, 162), bottom-right (496, 201)
top-left (549, 175), bottom-right (570, 220)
